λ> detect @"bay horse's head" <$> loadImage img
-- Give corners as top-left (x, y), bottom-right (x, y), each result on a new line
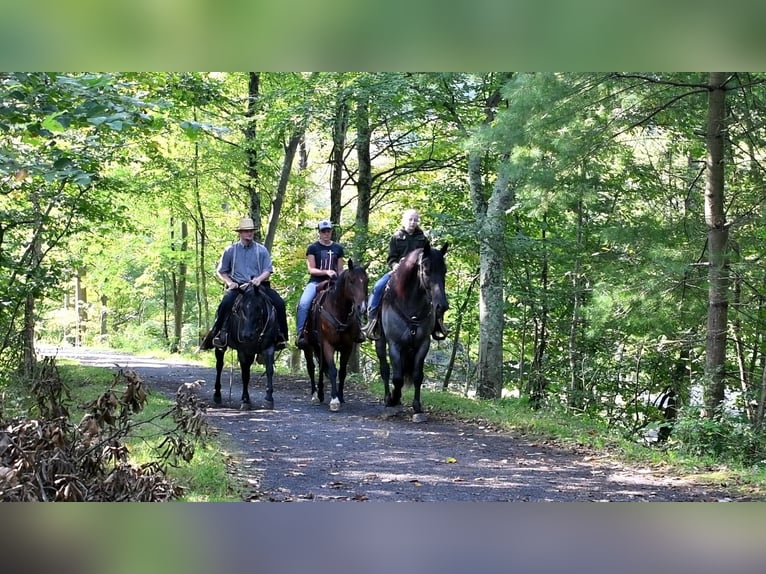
top-left (336, 259), bottom-right (369, 320)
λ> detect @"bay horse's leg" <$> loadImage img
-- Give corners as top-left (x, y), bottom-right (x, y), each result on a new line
top-left (261, 346), bottom-right (275, 408)
top-left (317, 350), bottom-right (326, 404)
top-left (305, 349), bottom-right (320, 404)
top-left (337, 345), bottom-right (352, 405)
top-left (375, 337), bottom-right (391, 406)
top-left (324, 341), bottom-right (340, 412)
top-left (213, 348), bottom-right (226, 405)
top-left (239, 350), bottom-right (253, 410)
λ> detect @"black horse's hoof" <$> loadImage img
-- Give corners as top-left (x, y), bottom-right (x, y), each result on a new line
top-left (213, 393), bottom-right (222, 405)
top-left (261, 399), bottom-right (274, 410)
top-left (412, 412), bottom-right (428, 423)
top-left (240, 400), bottom-right (252, 411)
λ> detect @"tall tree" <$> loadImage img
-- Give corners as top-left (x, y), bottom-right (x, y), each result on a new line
top-left (704, 72), bottom-right (731, 416)
top-left (245, 72), bottom-right (262, 239)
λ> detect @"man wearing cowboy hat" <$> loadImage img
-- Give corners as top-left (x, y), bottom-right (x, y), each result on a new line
top-left (200, 217), bottom-right (288, 350)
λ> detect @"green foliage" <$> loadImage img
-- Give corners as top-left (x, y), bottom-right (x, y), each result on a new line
top-left (673, 408), bottom-right (766, 466)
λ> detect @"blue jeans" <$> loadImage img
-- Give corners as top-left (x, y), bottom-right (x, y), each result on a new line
top-left (368, 272), bottom-right (390, 313)
top-left (296, 281), bottom-right (319, 334)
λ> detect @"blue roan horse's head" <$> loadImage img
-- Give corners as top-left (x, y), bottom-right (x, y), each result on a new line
top-left (423, 243), bottom-right (449, 339)
top-left (389, 243), bottom-right (450, 340)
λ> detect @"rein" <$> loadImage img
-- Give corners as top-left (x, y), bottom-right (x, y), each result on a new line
top-left (317, 276), bottom-right (359, 332)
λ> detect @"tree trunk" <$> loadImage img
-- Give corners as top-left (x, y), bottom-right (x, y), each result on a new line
top-left (171, 220), bottom-right (188, 353)
top-left (264, 131), bottom-right (301, 252)
top-left (443, 273), bottom-right (478, 390)
top-left (475, 160), bottom-right (513, 399)
top-left (245, 72), bottom-right (262, 240)
top-left (192, 120), bottom-right (210, 341)
top-left (568, 193), bottom-right (585, 409)
top-left (329, 90), bottom-right (349, 229)
top-left (529, 221), bottom-right (549, 408)
top-left (21, 241), bottom-right (41, 377)
top-left (74, 269), bottom-right (87, 346)
top-left (100, 295), bottom-right (108, 336)
top-left (703, 72), bottom-right (730, 417)
top-left (353, 91), bottom-right (372, 261)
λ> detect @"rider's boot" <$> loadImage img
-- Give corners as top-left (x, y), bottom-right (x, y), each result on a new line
top-left (364, 307), bottom-right (380, 341)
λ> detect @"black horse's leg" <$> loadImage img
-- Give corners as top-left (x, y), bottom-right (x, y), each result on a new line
top-left (239, 350), bottom-right (253, 409)
top-left (262, 346), bottom-right (275, 407)
top-left (375, 337), bottom-right (391, 406)
top-left (337, 346), bottom-right (352, 404)
top-left (213, 348), bottom-right (226, 405)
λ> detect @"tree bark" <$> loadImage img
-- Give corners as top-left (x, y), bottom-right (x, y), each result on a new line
top-left (245, 72), bottom-right (262, 240)
top-left (353, 91), bottom-right (372, 262)
top-left (703, 72), bottom-right (730, 417)
top-left (475, 161), bottom-right (513, 399)
top-left (264, 131), bottom-right (301, 252)
top-left (329, 89), bottom-right (349, 230)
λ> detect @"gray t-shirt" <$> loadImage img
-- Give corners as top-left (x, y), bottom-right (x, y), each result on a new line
top-left (217, 241), bottom-right (273, 284)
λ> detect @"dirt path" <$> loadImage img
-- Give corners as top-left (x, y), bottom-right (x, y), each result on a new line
top-left (40, 345), bottom-right (744, 502)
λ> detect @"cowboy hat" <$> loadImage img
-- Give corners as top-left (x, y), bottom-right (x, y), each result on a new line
top-left (235, 217), bottom-right (256, 231)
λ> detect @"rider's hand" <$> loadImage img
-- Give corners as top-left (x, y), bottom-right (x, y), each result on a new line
top-left (250, 277), bottom-right (261, 287)
top-left (326, 270), bottom-right (336, 279)
top-left (227, 282), bottom-right (238, 290)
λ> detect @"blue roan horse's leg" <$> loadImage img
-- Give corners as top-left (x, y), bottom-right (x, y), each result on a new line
top-left (213, 348), bottom-right (226, 405)
top-left (411, 343), bottom-right (431, 414)
top-left (375, 337), bottom-right (394, 406)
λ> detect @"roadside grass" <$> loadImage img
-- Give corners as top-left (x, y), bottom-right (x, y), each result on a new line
top-left (55, 362), bottom-right (242, 502)
top-left (356, 375), bottom-right (766, 500)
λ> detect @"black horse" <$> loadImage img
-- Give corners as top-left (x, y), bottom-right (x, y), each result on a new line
top-left (304, 260), bottom-right (368, 411)
top-left (213, 284), bottom-right (278, 410)
top-left (374, 243), bottom-right (449, 422)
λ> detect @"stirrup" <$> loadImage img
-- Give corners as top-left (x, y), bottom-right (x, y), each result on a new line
top-left (364, 319), bottom-right (380, 341)
top-left (212, 331), bottom-right (228, 348)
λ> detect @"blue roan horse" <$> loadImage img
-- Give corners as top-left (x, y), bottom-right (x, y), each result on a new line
top-left (213, 284), bottom-right (278, 410)
top-left (304, 260), bottom-right (368, 412)
top-left (374, 244), bottom-right (449, 422)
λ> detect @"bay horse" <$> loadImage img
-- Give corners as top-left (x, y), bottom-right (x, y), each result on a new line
top-left (374, 244), bottom-right (449, 422)
top-left (303, 260), bottom-right (368, 411)
top-left (213, 284), bottom-right (278, 410)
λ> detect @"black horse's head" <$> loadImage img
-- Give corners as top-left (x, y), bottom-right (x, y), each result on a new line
top-left (237, 285), bottom-right (271, 342)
